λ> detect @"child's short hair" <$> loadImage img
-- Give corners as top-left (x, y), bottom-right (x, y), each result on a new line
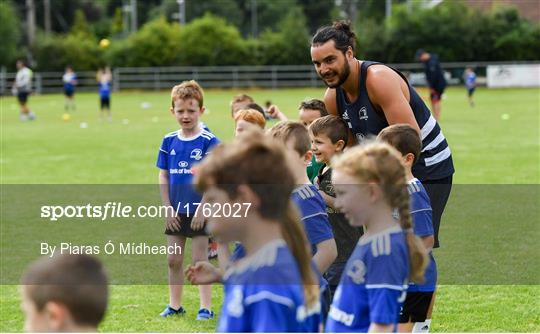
top-left (22, 254), bottom-right (108, 327)
top-left (269, 121), bottom-right (311, 156)
top-left (309, 115), bottom-right (348, 145)
top-left (234, 108), bottom-right (266, 129)
top-left (299, 99), bottom-right (328, 117)
top-left (171, 80), bottom-right (204, 108)
top-left (246, 103), bottom-right (265, 117)
top-left (231, 94), bottom-right (254, 105)
top-left (378, 124), bottom-right (422, 164)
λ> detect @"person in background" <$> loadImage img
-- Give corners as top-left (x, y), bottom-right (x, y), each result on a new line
top-left (415, 49), bottom-right (447, 120)
top-left (464, 67), bottom-right (477, 107)
top-left (96, 67), bottom-right (112, 122)
top-left (13, 59), bottom-right (36, 121)
top-left (62, 65), bottom-right (78, 111)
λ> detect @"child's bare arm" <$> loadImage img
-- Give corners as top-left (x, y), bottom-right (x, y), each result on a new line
top-left (319, 190), bottom-right (336, 209)
top-left (313, 238), bottom-right (337, 274)
top-left (421, 235), bottom-right (435, 252)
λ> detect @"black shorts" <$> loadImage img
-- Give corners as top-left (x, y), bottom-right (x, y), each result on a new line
top-left (429, 88), bottom-right (444, 102)
top-left (422, 175), bottom-right (452, 248)
top-left (399, 291), bottom-right (434, 323)
top-left (165, 213), bottom-right (208, 238)
top-left (467, 87), bottom-right (475, 97)
top-left (324, 262), bottom-right (347, 301)
top-left (64, 89), bottom-right (75, 97)
top-left (100, 97), bottom-right (110, 109)
top-left (17, 92), bottom-right (29, 104)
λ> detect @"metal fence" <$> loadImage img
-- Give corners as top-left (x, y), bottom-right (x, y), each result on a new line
top-left (1, 61), bottom-right (538, 95)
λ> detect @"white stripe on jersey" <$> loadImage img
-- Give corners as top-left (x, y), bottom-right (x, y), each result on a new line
top-left (424, 146), bottom-right (451, 166)
top-left (360, 225), bottom-right (402, 246)
top-left (410, 208), bottom-right (432, 214)
top-left (422, 131), bottom-right (446, 152)
top-left (244, 291), bottom-right (295, 309)
top-left (164, 130), bottom-right (178, 138)
top-left (159, 148), bottom-right (168, 154)
top-left (421, 115), bottom-right (436, 140)
top-left (294, 185), bottom-right (315, 200)
top-left (301, 212), bottom-right (328, 221)
top-left (365, 283), bottom-right (408, 291)
top-left (201, 130), bottom-right (215, 138)
top-left (372, 233), bottom-right (391, 257)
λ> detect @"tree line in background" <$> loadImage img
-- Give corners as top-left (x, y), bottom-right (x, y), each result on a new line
top-left (1, 0), bottom-right (538, 71)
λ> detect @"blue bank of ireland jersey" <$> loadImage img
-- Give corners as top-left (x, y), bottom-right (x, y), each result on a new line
top-left (326, 225), bottom-right (409, 332)
top-left (99, 80), bottom-right (110, 98)
top-left (407, 179), bottom-right (437, 292)
top-left (156, 128), bottom-right (219, 214)
top-left (465, 72), bottom-right (476, 89)
top-left (218, 239), bottom-right (321, 332)
top-left (291, 184), bottom-right (334, 255)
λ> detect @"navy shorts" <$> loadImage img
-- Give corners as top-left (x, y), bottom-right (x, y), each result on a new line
top-left (64, 88), bottom-right (75, 97)
top-left (100, 96), bottom-right (110, 109)
top-left (17, 92), bottom-right (29, 104)
top-left (430, 88), bottom-right (444, 102)
top-left (422, 175), bottom-right (453, 248)
top-left (467, 87), bottom-right (475, 97)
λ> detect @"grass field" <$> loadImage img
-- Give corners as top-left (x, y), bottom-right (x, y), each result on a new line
top-left (1, 87), bottom-right (539, 332)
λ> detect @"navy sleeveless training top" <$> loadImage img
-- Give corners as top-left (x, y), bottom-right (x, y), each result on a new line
top-left (336, 61), bottom-right (454, 181)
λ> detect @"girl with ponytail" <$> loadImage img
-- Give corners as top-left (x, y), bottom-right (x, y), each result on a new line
top-left (326, 142), bottom-right (428, 333)
top-left (185, 129), bottom-right (320, 332)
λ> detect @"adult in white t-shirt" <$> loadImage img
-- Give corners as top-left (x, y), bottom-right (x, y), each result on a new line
top-left (13, 60), bottom-right (36, 121)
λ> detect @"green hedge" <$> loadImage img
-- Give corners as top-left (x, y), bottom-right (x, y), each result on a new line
top-left (3, 1), bottom-right (538, 71)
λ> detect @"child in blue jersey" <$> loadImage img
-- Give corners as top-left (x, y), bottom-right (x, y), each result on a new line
top-left (378, 125), bottom-right (437, 333)
top-left (156, 80), bottom-right (219, 320)
top-left (185, 130), bottom-right (321, 332)
top-left (96, 67), bottom-right (112, 121)
top-left (327, 142), bottom-right (428, 333)
top-left (269, 121), bottom-right (337, 273)
top-left (309, 115), bottom-right (363, 302)
top-left (62, 66), bottom-right (77, 111)
top-left (464, 67), bottom-right (477, 107)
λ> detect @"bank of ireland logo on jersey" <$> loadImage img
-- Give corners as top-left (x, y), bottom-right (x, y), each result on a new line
top-left (190, 149), bottom-right (203, 160)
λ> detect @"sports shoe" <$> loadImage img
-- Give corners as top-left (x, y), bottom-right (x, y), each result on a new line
top-left (208, 240), bottom-right (218, 259)
top-left (196, 308), bottom-right (214, 320)
top-left (160, 305), bottom-right (186, 317)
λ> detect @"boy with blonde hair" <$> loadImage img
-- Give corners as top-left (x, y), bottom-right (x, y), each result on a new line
top-left (157, 80), bottom-right (219, 320)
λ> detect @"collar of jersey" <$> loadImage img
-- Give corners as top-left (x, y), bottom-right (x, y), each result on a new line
top-left (224, 239), bottom-right (286, 279)
top-left (358, 225), bottom-right (403, 246)
top-left (407, 178), bottom-right (419, 185)
top-left (176, 129), bottom-right (202, 141)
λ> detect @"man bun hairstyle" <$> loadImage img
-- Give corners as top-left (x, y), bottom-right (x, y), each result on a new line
top-left (312, 20), bottom-right (357, 53)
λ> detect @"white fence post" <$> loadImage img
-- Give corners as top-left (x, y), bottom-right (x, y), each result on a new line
top-left (113, 68), bottom-right (120, 91)
top-left (0, 66), bottom-right (6, 95)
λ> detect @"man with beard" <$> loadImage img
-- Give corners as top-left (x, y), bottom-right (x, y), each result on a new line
top-left (310, 21), bottom-right (454, 249)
